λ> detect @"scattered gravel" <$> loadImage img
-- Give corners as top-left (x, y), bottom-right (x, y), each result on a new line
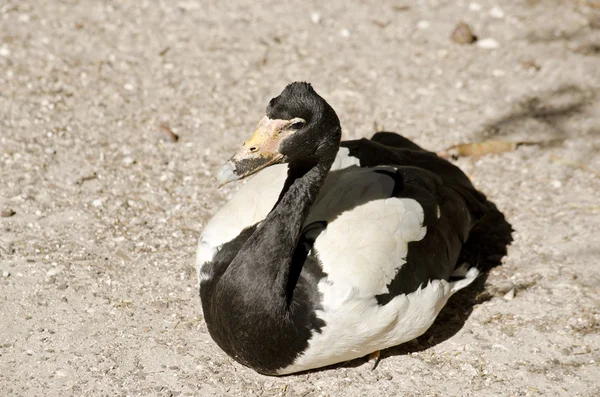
top-left (1, 1), bottom-right (599, 396)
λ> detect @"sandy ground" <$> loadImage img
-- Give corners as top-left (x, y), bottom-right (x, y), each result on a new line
top-left (1, 0), bottom-right (600, 396)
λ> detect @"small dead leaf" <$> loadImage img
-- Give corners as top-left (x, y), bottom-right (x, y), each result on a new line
top-left (437, 140), bottom-right (519, 159)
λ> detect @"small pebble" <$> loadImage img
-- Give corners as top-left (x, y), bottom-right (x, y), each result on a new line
top-left (417, 20), bottom-right (430, 30)
top-left (1, 209), bottom-right (16, 217)
top-left (310, 12), bottom-right (321, 24)
top-left (2, 270), bottom-right (9, 278)
top-left (26, 349), bottom-right (34, 355)
top-left (490, 6), bottom-right (505, 19)
top-left (340, 29), bottom-right (350, 38)
top-left (55, 369), bottom-right (69, 378)
top-left (503, 289), bottom-right (515, 300)
top-left (451, 22), bottom-right (477, 44)
top-left (0, 46), bottom-right (10, 57)
top-left (477, 38), bottom-right (500, 49)
top-left (469, 2), bottom-right (482, 11)
top-left (46, 267), bottom-right (61, 277)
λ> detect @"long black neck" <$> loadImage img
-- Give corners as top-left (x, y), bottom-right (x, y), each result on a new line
top-left (218, 152), bottom-right (335, 314)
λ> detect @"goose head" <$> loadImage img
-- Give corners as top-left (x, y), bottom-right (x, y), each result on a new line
top-left (216, 82), bottom-right (341, 186)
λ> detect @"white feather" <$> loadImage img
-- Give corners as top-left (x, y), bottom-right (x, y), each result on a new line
top-left (310, 198), bottom-right (424, 296)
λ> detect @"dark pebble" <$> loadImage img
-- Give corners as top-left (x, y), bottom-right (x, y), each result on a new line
top-left (451, 22), bottom-right (477, 44)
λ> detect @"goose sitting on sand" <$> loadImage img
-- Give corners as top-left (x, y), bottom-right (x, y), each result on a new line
top-left (196, 82), bottom-right (510, 375)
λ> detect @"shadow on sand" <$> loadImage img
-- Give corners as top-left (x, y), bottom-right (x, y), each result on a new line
top-left (477, 84), bottom-right (596, 144)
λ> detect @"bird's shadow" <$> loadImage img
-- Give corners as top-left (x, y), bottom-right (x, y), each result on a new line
top-left (475, 84), bottom-right (596, 145)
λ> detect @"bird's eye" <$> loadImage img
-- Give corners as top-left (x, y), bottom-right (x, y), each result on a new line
top-left (289, 119), bottom-right (305, 130)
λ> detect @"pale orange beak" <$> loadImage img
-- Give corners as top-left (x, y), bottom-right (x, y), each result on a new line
top-left (215, 116), bottom-right (290, 187)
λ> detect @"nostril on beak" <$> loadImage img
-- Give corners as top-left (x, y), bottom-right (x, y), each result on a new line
top-left (249, 147), bottom-right (258, 153)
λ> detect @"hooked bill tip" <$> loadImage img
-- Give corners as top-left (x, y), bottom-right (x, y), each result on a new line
top-left (214, 161), bottom-right (240, 188)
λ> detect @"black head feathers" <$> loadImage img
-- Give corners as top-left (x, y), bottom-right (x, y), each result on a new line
top-left (266, 82), bottom-right (325, 123)
top-left (266, 82), bottom-right (340, 136)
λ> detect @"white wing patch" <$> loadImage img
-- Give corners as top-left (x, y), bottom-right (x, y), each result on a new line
top-left (329, 146), bottom-right (361, 171)
top-left (312, 198), bottom-right (426, 297)
top-left (307, 164), bottom-right (426, 297)
top-left (196, 147), bottom-right (360, 284)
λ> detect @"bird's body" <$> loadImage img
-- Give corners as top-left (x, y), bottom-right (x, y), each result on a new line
top-left (197, 83), bottom-right (510, 375)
